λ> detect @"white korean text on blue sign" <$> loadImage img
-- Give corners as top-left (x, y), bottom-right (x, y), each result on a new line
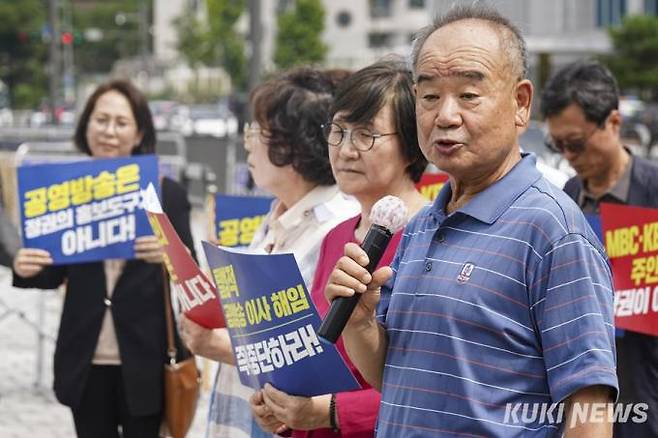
top-left (202, 241), bottom-right (359, 396)
top-left (17, 155), bottom-right (159, 264)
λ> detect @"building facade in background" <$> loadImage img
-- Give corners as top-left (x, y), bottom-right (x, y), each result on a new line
top-left (151, 0), bottom-right (658, 89)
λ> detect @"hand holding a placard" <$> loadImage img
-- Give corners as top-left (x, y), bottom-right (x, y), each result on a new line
top-left (14, 234), bottom-right (165, 276)
top-left (133, 235), bottom-right (164, 264)
top-left (178, 315), bottom-right (233, 363)
top-left (13, 248), bottom-right (53, 278)
top-left (250, 390), bottom-right (288, 435)
top-left (253, 383), bottom-right (333, 433)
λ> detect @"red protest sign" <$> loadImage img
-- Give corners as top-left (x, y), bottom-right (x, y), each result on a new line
top-left (141, 183), bottom-right (225, 329)
top-left (147, 211), bottom-right (226, 329)
top-left (600, 202), bottom-right (658, 337)
top-left (416, 172), bottom-right (449, 201)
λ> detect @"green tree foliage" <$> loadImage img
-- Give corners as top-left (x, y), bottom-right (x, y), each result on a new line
top-left (0, 0), bottom-right (48, 108)
top-left (207, 0), bottom-right (247, 90)
top-left (0, 0), bottom-right (150, 108)
top-left (173, 11), bottom-right (212, 68)
top-left (72, 0), bottom-right (144, 75)
top-left (174, 0), bottom-right (247, 91)
top-left (274, 0), bottom-right (327, 70)
top-left (603, 15), bottom-right (658, 99)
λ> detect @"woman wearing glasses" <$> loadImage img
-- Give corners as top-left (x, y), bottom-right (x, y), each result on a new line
top-left (250, 58), bottom-right (428, 437)
top-left (179, 68), bottom-right (358, 438)
top-left (12, 80), bottom-right (195, 437)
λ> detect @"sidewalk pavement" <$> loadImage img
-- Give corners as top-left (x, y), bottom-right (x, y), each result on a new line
top-left (0, 209), bottom-right (214, 437)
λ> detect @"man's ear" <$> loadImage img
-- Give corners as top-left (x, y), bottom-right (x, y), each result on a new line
top-left (607, 109), bottom-right (622, 136)
top-left (514, 79), bottom-right (534, 129)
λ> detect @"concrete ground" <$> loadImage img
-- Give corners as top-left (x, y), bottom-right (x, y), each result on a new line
top-left (0, 209), bottom-right (216, 437)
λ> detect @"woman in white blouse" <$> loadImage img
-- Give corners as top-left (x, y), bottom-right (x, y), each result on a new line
top-left (180, 68), bottom-right (358, 438)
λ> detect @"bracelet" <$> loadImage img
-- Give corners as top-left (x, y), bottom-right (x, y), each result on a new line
top-left (329, 393), bottom-right (339, 432)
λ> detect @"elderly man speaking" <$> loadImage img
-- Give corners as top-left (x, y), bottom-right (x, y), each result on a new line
top-left (325, 4), bottom-right (618, 438)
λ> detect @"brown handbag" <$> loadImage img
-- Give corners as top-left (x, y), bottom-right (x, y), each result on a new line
top-left (162, 265), bottom-right (200, 438)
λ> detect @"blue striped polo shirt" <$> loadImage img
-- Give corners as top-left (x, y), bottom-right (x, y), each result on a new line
top-left (376, 154), bottom-right (618, 437)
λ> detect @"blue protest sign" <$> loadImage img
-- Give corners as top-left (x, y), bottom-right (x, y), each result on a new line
top-left (17, 155), bottom-right (159, 264)
top-left (585, 212), bottom-right (625, 337)
top-left (585, 213), bottom-right (603, 244)
top-left (212, 194), bottom-right (272, 247)
top-left (202, 241), bottom-right (360, 396)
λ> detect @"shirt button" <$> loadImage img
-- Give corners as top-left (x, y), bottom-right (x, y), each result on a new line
top-left (425, 261), bottom-right (433, 272)
top-left (104, 298), bottom-right (112, 307)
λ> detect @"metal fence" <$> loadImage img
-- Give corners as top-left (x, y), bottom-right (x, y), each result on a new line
top-left (0, 127), bottom-right (249, 210)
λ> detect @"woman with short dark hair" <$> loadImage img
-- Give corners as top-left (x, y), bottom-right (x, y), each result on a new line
top-left (250, 58), bottom-right (428, 437)
top-left (248, 68), bottom-right (338, 187)
top-left (13, 79), bottom-right (194, 438)
top-left (179, 68), bottom-right (359, 438)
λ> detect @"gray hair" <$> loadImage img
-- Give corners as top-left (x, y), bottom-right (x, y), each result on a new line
top-left (409, 2), bottom-right (528, 81)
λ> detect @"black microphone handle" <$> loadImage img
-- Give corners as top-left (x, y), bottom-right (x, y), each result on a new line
top-left (317, 224), bottom-right (392, 343)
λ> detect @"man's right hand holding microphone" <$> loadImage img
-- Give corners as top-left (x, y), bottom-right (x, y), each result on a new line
top-left (323, 241), bottom-right (394, 391)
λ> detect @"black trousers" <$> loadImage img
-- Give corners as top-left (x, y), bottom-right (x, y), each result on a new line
top-left (71, 365), bottom-right (162, 438)
top-left (614, 332), bottom-right (658, 438)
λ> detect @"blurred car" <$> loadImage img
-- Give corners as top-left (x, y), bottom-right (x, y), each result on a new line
top-left (56, 105), bottom-right (76, 126)
top-left (170, 104), bottom-right (238, 138)
top-left (149, 100), bottom-right (178, 131)
top-left (0, 108), bottom-right (13, 127)
top-left (28, 104), bottom-right (75, 127)
top-left (620, 95), bottom-right (646, 120)
top-left (619, 96), bottom-right (652, 153)
top-left (29, 110), bottom-right (48, 127)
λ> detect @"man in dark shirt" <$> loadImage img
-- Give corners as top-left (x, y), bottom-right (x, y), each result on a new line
top-left (542, 60), bottom-right (658, 438)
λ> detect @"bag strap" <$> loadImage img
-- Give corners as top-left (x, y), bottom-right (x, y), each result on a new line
top-left (162, 264), bottom-right (177, 365)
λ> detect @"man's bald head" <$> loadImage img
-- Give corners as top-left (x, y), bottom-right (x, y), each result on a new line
top-left (410, 3), bottom-right (527, 82)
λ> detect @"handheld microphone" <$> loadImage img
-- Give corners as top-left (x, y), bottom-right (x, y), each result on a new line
top-left (317, 196), bottom-right (408, 343)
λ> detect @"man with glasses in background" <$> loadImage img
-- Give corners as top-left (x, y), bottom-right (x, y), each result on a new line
top-left (542, 60), bottom-right (658, 438)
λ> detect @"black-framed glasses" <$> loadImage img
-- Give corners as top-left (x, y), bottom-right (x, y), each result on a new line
top-left (321, 122), bottom-right (397, 152)
top-left (544, 126), bottom-right (599, 154)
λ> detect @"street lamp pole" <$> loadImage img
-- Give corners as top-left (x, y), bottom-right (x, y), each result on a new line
top-left (48, 0), bottom-right (61, 125)
top-left (62, 0), bottom-right (75, 104)
top-left (116, 6), bottom-right (150, 80)
top-left (139, 1), bottom-right (149, 75)
top-left (247, 0), bottom-right (263, 119)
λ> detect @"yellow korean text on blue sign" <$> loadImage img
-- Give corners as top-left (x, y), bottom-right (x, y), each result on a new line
top-left (202, 241), bottom-right (359, 396)
top-left (213, 194), bottom-right (272, 247)
top-left (17, 155), bottom-right (159, 264)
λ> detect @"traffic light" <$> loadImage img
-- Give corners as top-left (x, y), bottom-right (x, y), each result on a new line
top-left (17, 31), bottom-right (29, 44)
top-left (73, 30), bottom-right (83, 45)
top-left (61, 31), bottom-right (73, 45)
